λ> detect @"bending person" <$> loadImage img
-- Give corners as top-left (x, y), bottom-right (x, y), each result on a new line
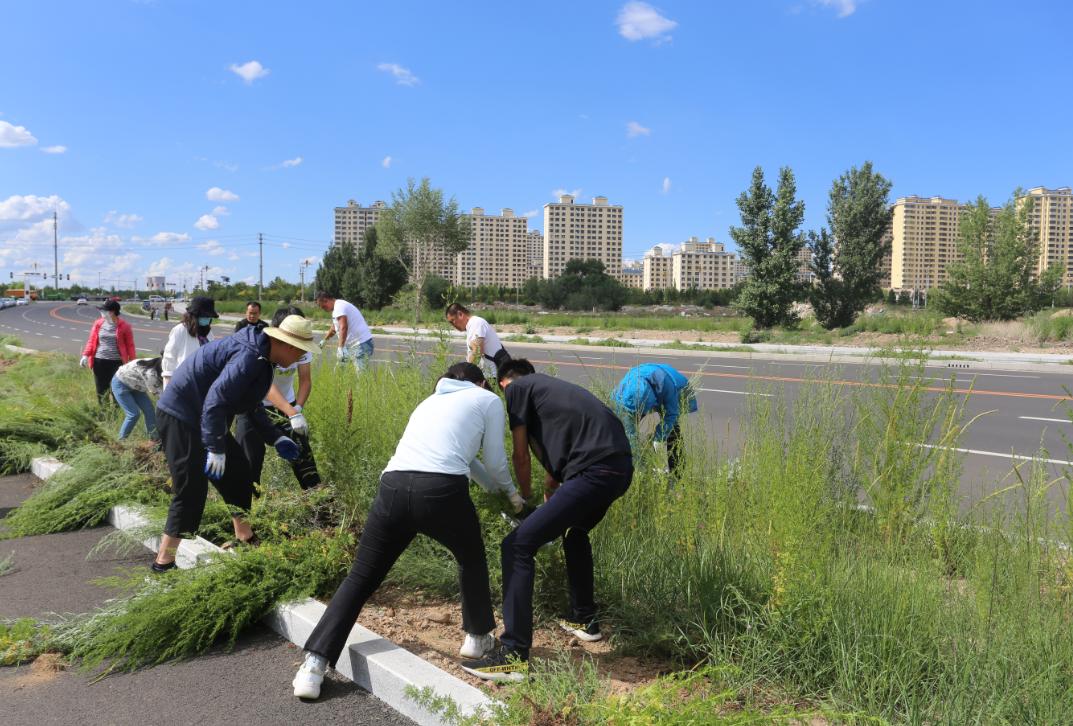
top-left (445, 303), bottom-right (510, 379)
top-left (151, 316), bottom-right (316, 572)
top-left (462, 359), bottom-right (633, 682)
top-left (235, 306), bottom-right (321, 490)
top-left (111, 357), bottom-right (163, 441)
top-left (293, 362), bottom-right (526, 700)
top-left (611, 363), bottom-right (697, 478)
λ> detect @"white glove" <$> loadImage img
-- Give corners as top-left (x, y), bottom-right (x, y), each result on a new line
top-left (289, 412), bottom-right (309, 436)
top-left (292, 404), bottom-right (302, 413)
top-left (336, 346), bottom-right (349, 362)
top-left (508, 491), bottom-right (526, 513)
top-left (79, 355), bottom-right (89, 368)
top-left (318, 338), bottom-right (326, 350)
top-left (205, 451), bottom-right (226, 480)
top-left (652, 439), bottom-right (662, 451)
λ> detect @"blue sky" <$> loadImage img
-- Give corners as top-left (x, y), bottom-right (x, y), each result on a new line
top-left (2, 0), bottom-right (1071, 291)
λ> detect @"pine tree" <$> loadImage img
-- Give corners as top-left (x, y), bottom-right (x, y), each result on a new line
top-left (730, 166), bottom-right (805, 328)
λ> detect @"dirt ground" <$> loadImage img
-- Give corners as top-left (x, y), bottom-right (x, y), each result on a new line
top-left (355, 586), bottom-right (675, 695)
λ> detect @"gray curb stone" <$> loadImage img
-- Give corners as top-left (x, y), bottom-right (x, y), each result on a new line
top-left (30, 457), bottom-right (495, 726)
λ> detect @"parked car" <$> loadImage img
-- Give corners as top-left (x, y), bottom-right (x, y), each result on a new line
top-left (0, 297), bottom-right (15, 309)
top-left (15, 298), bottom-right (28, 306)
top-left (76, 297), bottom-right (88, 305)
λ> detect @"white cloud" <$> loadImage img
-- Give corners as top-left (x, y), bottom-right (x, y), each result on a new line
top-left (0, 194), bottom-right (70, 223)
top-left (103, 210), bottom-right (143, 228)
top-left (523, 210), bottom-right (539, 218)
top-left (61, 228), bottom-right (126, 267)
top-left (815, 0), bottom-right (857, 17)
top-left (281, 242), bottom-right (291, 249)
top-left (194, 213), bottom-right (220, 231)
top-left (206, 186), bottom-right (239, 202)
top-left (377, 62), bottom-right (420, 86)
top-left (41, 145), bottom-right (67, 154)
top-left (211, 205), bottom-right (229, 216)
top-left (626, 120), bottom-right (651, 138)
top-left (227, 252), bottom-right (240, 261)
top-left (382, 155), bottom-right (392, 168)
top-left (661, 176), bottom-right (671, 194)
top-left (552, 188), bottom-right (583, 199)
top-left (141, 231), bottom-right (191, 246)
top-left (280, 156), bottom-right (303, 168)
top-left (0, 120), bottom-right (37, 148)
top-left (229, 60), bottom-right (270, 84)
top-left (616, 2), bottom-right (677, 42)
top-left (198, 239), bottom-right (226, 256)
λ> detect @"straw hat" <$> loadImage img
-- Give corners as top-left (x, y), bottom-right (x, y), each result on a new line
top-left (264, 314), bottom-right (319, 354)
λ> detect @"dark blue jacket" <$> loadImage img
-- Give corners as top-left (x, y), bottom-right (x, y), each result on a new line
top-left (156, 326), bottom-right (278, 452)
top-left (611, 363), bottom-right (697, 442)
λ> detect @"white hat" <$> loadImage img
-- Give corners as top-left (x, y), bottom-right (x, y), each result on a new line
top-left (264, 314), bottom-right (318, 354)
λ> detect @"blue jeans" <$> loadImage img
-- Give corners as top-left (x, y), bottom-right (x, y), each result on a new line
top-left (111, 377), bottom-right (158, 440)
top-left (499, 456), bottom-right (633, 656)
top-left (341, 339), bottom-right (374, 372)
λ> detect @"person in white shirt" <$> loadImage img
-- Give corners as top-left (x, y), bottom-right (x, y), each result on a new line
top-left (235, 305), bottom-right (321, 490)
top-left (161, 296), bottom-right (216, 389)
top-left (445, 303), bottom-right (511, 380)
top-left (292, 362), bottom-right (527, 700)
top-left (315, 291), bottom-right (374, 372)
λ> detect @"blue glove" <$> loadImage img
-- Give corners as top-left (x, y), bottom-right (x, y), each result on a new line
top-left (205, 451), bottom-right (226, 480)
top-left (274, 436), bottom-right (300, 461)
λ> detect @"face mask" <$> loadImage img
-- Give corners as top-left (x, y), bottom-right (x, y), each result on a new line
top-left (197, 316), bottom-right (212, 327)
top-left (101, 311), bottom-right (116, 322)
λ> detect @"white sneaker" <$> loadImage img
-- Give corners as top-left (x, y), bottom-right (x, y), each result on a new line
top-left (293, 655), bottom-right (326, 700)
top-left (458, 632), bottom-right (495, 659)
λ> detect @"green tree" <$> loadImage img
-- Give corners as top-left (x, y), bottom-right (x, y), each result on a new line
top-left (934, 193), bottom-right (1061, 321)
top-left (730, 166), bottom-right (806, 328)
top-left (375, 178), bottom-right (471, 325)
top-left (809, 162), bottom-right (893, 329)
top-left (354, 227), bottom-right (407, 309)
top-left (313, 238), bottom-right (361, 302)
top-left (536, 259), bottom-right (627, 311)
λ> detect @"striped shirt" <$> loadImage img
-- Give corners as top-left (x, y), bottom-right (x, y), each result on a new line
top-left (96, 320), bottom-right (122, 360)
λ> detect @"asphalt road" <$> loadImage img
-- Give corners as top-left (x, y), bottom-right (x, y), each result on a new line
top-left (0, 473), bottom-right (413, 726)
top-left (4, 302), bottom-right (1073, 511)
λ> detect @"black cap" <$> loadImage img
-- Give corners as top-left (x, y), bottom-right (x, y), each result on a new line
top-left (98, 300), bottom-right (121, 313)
top-left (188, 296), bottom-right (218, 318)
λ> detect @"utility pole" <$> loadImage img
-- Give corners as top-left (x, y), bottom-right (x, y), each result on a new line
top-left (53, 210), bottom-right (59, 295)
top-left (299, 259), bottom-right (309, 302)
top-left (258, 232), bottom-right (264, 302)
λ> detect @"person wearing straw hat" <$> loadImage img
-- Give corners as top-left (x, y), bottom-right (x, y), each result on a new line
top-left (151, 315), bottom-right (319, 572)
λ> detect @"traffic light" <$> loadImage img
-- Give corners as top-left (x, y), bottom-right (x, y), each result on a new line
top-left (66, 274), bottom-right (70, 281)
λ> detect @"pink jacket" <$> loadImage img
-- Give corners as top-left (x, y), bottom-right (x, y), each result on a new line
top-left (82, 317), bottom-right (136, 367)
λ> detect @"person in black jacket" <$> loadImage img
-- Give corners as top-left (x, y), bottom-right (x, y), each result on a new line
top-left (234, 301), bottom-right (268, 333)
top-left (151, 315), bottom-right (318, 573)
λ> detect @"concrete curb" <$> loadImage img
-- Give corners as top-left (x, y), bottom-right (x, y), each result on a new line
top-left (4, 343), bottom-right (39, 355)
top-left (29, 456), bottom-right (494, 726)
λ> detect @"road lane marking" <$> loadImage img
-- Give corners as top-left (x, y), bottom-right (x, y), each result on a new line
top-left (698, 387), bottom-right (773, 397)
top-left (1019, 416), bottom-right (1071, 424)
top-left (577, 356), bottom-right (603, 360)
top-left (918, 443), bottom-right (1073, 467)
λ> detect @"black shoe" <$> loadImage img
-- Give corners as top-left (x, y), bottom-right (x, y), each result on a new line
top-left (150, 560), bottom-right (176, 574)
top-left (460, 644), bottom-right (529, 682)
top-left (558, 616), bottom-right (601, 642)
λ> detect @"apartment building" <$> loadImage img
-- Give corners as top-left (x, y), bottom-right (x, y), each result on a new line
top-left (672, 237), bottom-right (739, 291)
top-left (1021, 187), bottom-right (1073, 285)
top-left (526, 229), bottom-right (543, 281)
top-left (543, 195), bottom-right (624, 279)
top-left (454, 208), bottom-right (529, 289)
top-left (643, 248), bottom-right (673, 290)
top-left (333, 200), bottom-right (387, 251)
top-left (620, 262), bottom-right (644, 289)
top-left (888, 196), bottom-right (966, 291)
top-left (795, 247), bottom-right (815, 285)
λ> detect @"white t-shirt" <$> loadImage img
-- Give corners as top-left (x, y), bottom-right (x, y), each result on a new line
top-left (266, 351), bottom-right (313, 406)
top-left (384, 378), bottom-right (516, 496)
top-left (466, 315), bottom-right (503, 361)
top-left (333, 299), bottom-right (372, 348)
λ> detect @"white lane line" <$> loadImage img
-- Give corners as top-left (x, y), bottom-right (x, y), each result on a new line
top-left (918, 443), bottom-right (1073, 466)
top-left (50, 335), bottom-right (60, 339)
top-left (577, 356), bottom-right (603, 360)
top-left (698, 387), bottom-right (773, 397)
top-left (1019, 416), bottom-right (1071, 424)
top-left (962, 372), bottom-right (1041, 379)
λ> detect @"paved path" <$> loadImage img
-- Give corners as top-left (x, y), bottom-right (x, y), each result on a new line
top-left (0, 474), bottom-right (413, 726)
top-left (4, 302), bottom-right (1073, 511)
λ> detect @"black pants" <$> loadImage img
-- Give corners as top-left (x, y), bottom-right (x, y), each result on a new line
top-left (488, 348), bottom-right (511, 378)
top-left (235, 406), bottom-right (320, 490)
top-left (304, 471), bottom-right (495, 665)
top-left (91, 357), bottom-right (122, 405)
top-left (499, 456), bottom-right (632, 657)
top-left (158, 410), bottom-right (255, 538)
top-left (666, 423), bottom-right (682, 476)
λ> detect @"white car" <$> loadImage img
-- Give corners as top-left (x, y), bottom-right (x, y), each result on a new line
top-left (0, 297), bottom-right (15, 309)
top-left (76, 298), bottom-right (88, 305)
top-left (15, 298), bottom-right (28, 306)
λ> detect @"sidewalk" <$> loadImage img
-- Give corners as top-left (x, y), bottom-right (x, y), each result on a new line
top-left (0, 474), bottom-right (413, 726)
